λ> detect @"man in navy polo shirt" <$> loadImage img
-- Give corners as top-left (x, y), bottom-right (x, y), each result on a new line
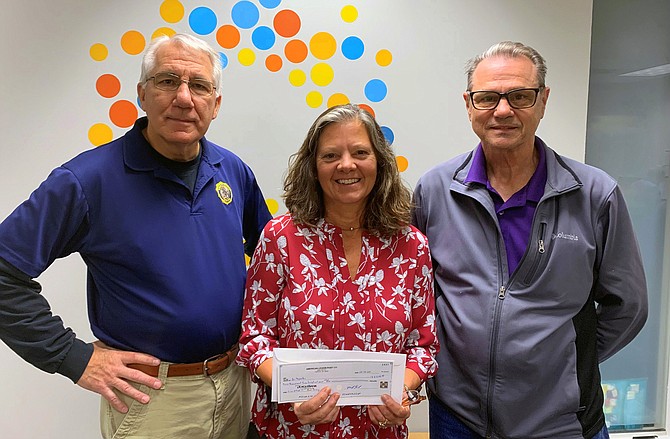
top-left (0, 33), bottom-right (271, 438)
top-left (412, 41), bottom-right (648, 438)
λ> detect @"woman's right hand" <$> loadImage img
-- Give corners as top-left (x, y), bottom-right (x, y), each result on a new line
top-left (292, 387), bottom-right (341, 425)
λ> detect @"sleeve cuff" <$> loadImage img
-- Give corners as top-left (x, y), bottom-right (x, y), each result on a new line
top-left (56, 338), bottom-right (94, 383)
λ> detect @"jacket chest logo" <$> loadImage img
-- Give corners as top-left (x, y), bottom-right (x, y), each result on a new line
top-left (215, 181), bottom-right (233, 205)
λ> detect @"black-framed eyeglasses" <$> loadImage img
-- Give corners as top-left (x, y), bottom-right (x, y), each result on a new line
top-left (145, 72), bottom-right (217, 97)
top-left (467, 87), bottom-right (544, 110)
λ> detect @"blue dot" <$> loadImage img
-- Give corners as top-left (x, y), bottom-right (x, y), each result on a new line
top-left (220, 53), bottom-right (229, 69)
top-left (364, 79), bottom-right (388, 103)
top-left (381, 126), bottom-right (395, 145)
top-left (232, 1), bottom-right (260, 29)
top-left (341, 36), bottom-right (364, 60)
top-left (252, 26), bottom-right (276, 51)
top-left (189, 7), bottom-right (217, 35)
top-left (259, 0), bottom-right (281, 8)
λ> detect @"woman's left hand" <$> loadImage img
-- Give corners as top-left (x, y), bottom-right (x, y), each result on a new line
top-left (367, 393), bottom-right (411, 428)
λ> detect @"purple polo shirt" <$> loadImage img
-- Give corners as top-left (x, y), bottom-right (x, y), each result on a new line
top-left (465, 140), bottom-right (547, 275)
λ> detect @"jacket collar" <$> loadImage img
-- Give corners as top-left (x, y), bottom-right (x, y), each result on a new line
top-left (452, 137), bottom-right (582, 199)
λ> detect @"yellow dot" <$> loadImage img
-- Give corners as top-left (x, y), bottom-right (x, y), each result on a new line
top-left (238, 48), bottom-right (256, 66)
top-left (376, 49), bottom-right (393, 67)
top-left (89, 43), bottom-right (108, 61)
top-left (88, 123), bottom-right (114, 146)
top-left (309, 32), bottom-right (337, 60)
top-left (341, 5), bottom-right (358, 23)
top-left (310, 63), bottom-right (334, 87)
top-left (160, 0), bottom-right (184, 23)
top-left (289, 69), bottom-right (306, 87)
top-left (266, 198), bottom-right (280, 215)
top-left (245, 253), bottom-right (251, 266)
top-left (152, 27), bottom-right (176, 40)
top-left (306, 91), bottom-right (323, 108)
top-left (121, 30), bottom-right (146, 55)
top-left (327, 93), bottom-right (349, 108)
top-left (396, 155), bottom-right (409, 172)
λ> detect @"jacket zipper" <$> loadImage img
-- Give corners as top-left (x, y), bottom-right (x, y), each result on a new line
top-left (522, 221), bottom-right (547, 284)
top-left (485, 238), bottom-right (506, 438)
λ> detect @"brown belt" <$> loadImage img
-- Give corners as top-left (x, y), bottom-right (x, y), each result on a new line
top-left (128, 346), bottom-right (239, 377)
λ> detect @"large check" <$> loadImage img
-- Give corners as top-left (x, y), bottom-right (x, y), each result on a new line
top-left (271, 348), bottom-right (406, 406)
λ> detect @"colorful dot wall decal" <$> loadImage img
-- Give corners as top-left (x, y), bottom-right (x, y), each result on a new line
top-left (109, 100), bottom-right (138, 128)
top-left (309, 32), bottom-right (337, 60)
top-left (90, 43), bottom-right (108, 61)
top-left (341, 5), bottom-right (358, 23)
top-left (96, 74), bottom-right (121, 98)
top-left (284, 39), bottom-right (307, 63)
top-left (217, 25), bottom-right (240, 49)
top-left (273, 9), bottom-right (300, 38)
top-left (189, 7), bottom-right (217, 35)
top-left (89, 2), bottom-right (408, 173)
top-left (364, 79), bottom-right (388, 102)
top-left (231, 1), bottom-right (260, 29)
top-left (160, 0), bottom-right (184, 23)
top-left (120, 31), bottom-right (145, 55)
top-left (251, 26), bottom-right (276, 50)
top-left (260, 0), bottom-right (281, 9)
top-left (341, 36), bottom-right (364, 60)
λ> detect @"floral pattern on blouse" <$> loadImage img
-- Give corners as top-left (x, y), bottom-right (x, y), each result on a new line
top-left (238, 214), bottom-right (438, 439)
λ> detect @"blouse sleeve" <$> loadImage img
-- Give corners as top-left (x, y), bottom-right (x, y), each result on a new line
top-left (403, 230), bottom-right (439, 383)
top-left (237, 219), bottom-right (287, 381)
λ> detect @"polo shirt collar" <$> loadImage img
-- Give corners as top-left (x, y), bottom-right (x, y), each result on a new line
top-left (464, 138), bottom-right (547, 204)
top-left (123, 117), bottom-right (224, 172)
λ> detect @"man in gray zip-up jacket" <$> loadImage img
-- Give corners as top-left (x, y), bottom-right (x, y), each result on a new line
top-left (412, 41), bottom-right (647, 439)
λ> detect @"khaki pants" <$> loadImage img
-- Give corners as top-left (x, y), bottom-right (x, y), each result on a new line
top-left (100, 362), bottom-right (250, 439)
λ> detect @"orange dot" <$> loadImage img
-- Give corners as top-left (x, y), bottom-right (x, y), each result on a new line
top-left (120, 30), bottom-right (146, 55)
top-left (396, 155), bottom-right (409, 172)
top-left (265, 54), bottom-right (283, 72)
top-left (109, 100), bottom-right (138, 128)
top-left (273, 9), bottom-right (301, 38)
top-left (358, 103), bottom-right (375, 118)
top-left (96, 74), bottom-right (121, 98)
top-left (216, 25), bottom-right (240, 49)
top-left (284, 39), bottom-right (307, 63)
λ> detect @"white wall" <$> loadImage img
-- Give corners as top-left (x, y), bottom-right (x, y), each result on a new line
top-left (0, 1), bottom-right (593, 437)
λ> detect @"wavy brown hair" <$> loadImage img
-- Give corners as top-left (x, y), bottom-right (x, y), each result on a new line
top-left (283, 104), bottom-right (411, 237)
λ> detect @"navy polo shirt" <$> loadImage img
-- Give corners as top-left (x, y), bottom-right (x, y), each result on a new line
top-left (0, 118), bottom-right (271, 363)
top-left (465, 139), bottom-right (547, 275)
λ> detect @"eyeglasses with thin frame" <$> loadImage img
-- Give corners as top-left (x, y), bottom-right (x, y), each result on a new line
top-left (467, 87), bottom-right (544, 110)
top-left (145, 72), bottom-right (217, 97)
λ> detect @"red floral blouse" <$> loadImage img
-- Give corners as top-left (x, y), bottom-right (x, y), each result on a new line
top-left (238, 214), bottom-right (438, 439)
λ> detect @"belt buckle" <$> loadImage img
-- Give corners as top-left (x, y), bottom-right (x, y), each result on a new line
top-left (202, 353), bottom-right (226, 376)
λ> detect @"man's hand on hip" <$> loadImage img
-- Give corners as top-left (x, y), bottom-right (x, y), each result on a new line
top-left (76, 342), bottom-right (162, 413)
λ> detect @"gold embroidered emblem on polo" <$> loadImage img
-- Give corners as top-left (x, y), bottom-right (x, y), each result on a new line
top-left (215, 181), bottom-right (233, 205)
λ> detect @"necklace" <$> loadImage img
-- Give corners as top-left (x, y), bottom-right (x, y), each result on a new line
top-left (343, 226), bottom-right (360, 232)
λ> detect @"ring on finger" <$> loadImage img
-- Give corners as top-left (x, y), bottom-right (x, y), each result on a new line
top-left (379, 418), bottom-right (388, 428)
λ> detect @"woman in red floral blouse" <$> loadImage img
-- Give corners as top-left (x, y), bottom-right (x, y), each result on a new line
top-left (238, 104), bottom-right (438, 438)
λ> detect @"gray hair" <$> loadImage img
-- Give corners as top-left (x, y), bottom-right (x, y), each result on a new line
top-left (465, 41), bottom-right (547, 90)
top-left (283, 104), bottom-right (411, 237)
top-left (139, 33), bottom-right (223, 96)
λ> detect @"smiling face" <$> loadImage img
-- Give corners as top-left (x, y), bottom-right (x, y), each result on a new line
top-left (464, 55), bottom-right (549, 155)
top-left (316, 120), bottom-right (378, 215)
top-left (137, 41), bottom-right (221, 161)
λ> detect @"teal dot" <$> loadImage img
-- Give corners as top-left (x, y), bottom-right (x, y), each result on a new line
top-left (252, 26), bottom-right (276, 50)
top-left (341, 36), bottom-right (364, 60)
top-left (364, 79), bottom-right (387, 103)
top-left (232, 1), bottom-right (260, 29)
top-left (259, 0), bottom-right (281, 8)
top-left (381, 126), bottom-right (394, 145)
top-left (189, 7), bottom-right (217, 35)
